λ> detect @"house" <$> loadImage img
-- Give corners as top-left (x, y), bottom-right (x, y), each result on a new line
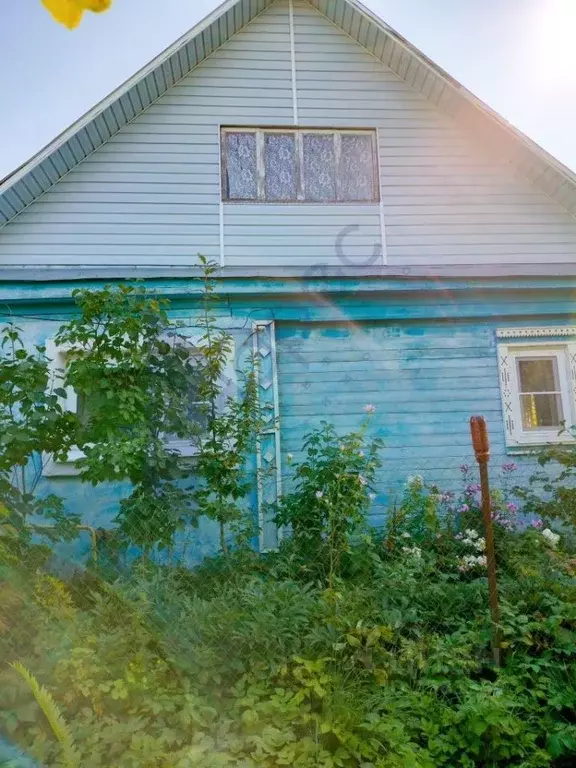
top-left (2, 0), bottom-right (576, 557)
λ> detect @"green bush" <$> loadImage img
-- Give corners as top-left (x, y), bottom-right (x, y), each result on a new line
top-left (2, 448), bottom-right (575, 767)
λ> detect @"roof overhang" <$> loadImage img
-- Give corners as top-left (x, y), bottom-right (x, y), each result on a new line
top-left (2, 0), bottom-right (576, 228)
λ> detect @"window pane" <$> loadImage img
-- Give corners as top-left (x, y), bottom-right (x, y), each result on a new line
top-left (225, 132), bottom-right (257, 199)
top-left (265, 133), bottom-right (296, 200)
top-left (339, 134), bottom-right (376, 201)
top-left (517, 358), bottom-right (559, 392)
top-left (520, 393), bottom-right (563, 429)
top-left (76, 393), bottom-right (91, 427)
top-left (302, 133), bottom-right (336, 201)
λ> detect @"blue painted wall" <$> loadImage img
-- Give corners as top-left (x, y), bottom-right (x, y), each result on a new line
top-left (2, 276), bottom-right (574, 556)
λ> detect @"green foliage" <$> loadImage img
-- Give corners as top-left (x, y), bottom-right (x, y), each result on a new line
top-left (9, 663), bottom-right (79, 768)
top-left (0, 324), bottom-right (79, 560)
top-left (275, 415), bottom-right (382, 583)
top-left (54, 282), bottom-right (205, 551)
top-left (191, 256), bottom-right (262, 553)
top-left (516, 432), bottom-right (576, 531)
top-left (3, 442), bottom-right (574, 768)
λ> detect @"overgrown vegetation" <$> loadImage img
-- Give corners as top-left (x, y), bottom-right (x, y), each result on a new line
top-left (0, 268), bottom-right (575, 767)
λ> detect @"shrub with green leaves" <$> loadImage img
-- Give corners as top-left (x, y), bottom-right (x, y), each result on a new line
top-left (0, 325), bottom-right (79, 561)
top-left (275, 412), bottom-right (382, 584)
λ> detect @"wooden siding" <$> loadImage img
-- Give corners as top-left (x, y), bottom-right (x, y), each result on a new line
top-left (276, 318), bottom-right (526, 526)
top-left (0, 0), bottom-right (575, 269)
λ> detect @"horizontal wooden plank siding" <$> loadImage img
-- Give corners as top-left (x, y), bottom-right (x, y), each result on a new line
top-left (293, 0), bottom-right (576, 271)
top-left (275, 318), bottom-right (525, 524)
top-left (0, 0), bottom-right (575, 269)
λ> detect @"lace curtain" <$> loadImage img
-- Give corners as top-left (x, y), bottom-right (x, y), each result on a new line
top-left (265, 134), bottom-right (297, 200)
top-left (303, 133), bottom-right (336, 201)
top-left (226, 132), bottom-right (257, 199)
top-left (339, 134), bottom-right (375, 201)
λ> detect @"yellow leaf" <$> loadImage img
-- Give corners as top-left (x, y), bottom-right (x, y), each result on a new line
top-left (42, 0), bottom-right (112, 29)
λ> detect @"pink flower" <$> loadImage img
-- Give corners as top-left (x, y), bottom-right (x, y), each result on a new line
top-left (531, 518), bottom-right (543, 529)
top-left (502, 462), bottom-right (518, 473)
top-left (466, 483), bottom-right (481, 493)
top-left (460, 464), bottom-right (469, 474)
top-left (458, 504), bottom-right (470, 513)
top-left (506, 502), bottom-right (519, 514)
top-left (364, 404), bottom-right (376, 414)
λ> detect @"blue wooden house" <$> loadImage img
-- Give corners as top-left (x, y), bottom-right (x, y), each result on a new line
top-left (1, 0), bottom-right (576, 556)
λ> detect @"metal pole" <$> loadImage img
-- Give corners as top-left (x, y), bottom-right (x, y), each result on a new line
top-left (469, 416), bottom-right (502, 667)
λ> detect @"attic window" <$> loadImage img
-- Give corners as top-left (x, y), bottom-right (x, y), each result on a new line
top-left (221, 128), bottom-right (379, 203)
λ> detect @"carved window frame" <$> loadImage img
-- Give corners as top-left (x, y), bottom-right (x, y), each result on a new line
top-left (496, 327), bottom-right (576, 449)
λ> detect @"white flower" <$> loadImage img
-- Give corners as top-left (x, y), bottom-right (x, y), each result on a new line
top-left (464, 528), bottom-right (479, 540)
top-left (358, 450), bottom-right (365, 457)
top-left (477, 555), bottom-right (487, 567)
top-left (358, 474), bottom-right (367, 486)
top-left (402, 545), bottom-right (422, 559)
top-left (401, 532), bottom-right (412, 539)
top-left (541, 528), bottom-right (560, 548)
top-left (474, 538), bottom-right (486, 552)
top-left (364, 404), bottom-right (376, 414)
top-left (368, 492), bottom-right (376, 502)
top-left (315, 490), bottom-right (324, 499)
top-left (286, 453), bottom-right (293, 462)
top-left (406, 474), bottom-right (424, 489)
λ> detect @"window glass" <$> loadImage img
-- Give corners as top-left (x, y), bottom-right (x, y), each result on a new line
top-left (339, 134), bottom-right (375, 201)
top-left (517, 357), bottom-right (563, 429)
top-left (265, 133), bottom-right (297, 200)
top-left (226, 132), bottom-right (257, 199)
top-left (302, 133), bottom-right (336, 201)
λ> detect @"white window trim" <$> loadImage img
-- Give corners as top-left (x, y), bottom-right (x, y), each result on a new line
top-left (220, 126), bottom-right (380, 204)
top-left (43, 335), bottom-right (237, 477)
top-left (497, 332), bottom-right (576, 449)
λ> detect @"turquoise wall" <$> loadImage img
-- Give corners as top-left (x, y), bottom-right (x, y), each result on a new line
top-left (2, 275), bottom-right (574, 558)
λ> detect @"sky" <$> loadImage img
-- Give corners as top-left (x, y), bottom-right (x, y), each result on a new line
top-left (1, 0), bottom-right (576, 180)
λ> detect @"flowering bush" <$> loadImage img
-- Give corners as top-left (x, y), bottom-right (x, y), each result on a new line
top-left (275, 412), bottom-right (382, 583)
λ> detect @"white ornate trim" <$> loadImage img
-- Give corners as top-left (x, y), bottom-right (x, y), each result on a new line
top-left (496, 327), bottom-right (576, 339)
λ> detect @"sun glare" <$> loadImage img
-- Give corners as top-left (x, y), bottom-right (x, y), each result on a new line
top-left (529, 0), bottom-right (576, 89)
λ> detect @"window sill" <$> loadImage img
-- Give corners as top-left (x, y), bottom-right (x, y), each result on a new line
top-left (43, 444), bottom-right (199, 477)
top-left (222, 200), bottom-right (380, 206)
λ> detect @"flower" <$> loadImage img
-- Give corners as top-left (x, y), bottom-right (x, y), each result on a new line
top-left (502, 461), bottom-right (518, 473)
top-left (286, 453), bottom-right (294, 463)
top-left (441, 491), bottom-right (454, 503)
top-left (460, 464), bottom-right (469, 474)
top-left (401, 532), bottom-right (411, 539)
top-left (464, 528), bottom-right (479, 539)
top-left (466, 483), bottom-right (481, 493)
top-left (458, 504), bottom-right (470, 514)
top-left (505, 502), bottom-right (519, 514)
top-left (364, 404), bottom-right (376, 414)
top-left (406, 474), bottom-right (424, 489)
top-left (368, 492), bottom-right (376, 502)
top-left (541, 528), bottom-right (560, 548)
top-left (531, 518), bottom-right (543, 530)
top-left (358, 474), bottom-right (367, 486)
top-left (315, 490), bottom-right (324, 499)
top-left (474, 537), bottom-right (486, 552)
top-left (402, 545), bottom-right (422, 559)
top-left (358, 450), bottom-right (365, 457)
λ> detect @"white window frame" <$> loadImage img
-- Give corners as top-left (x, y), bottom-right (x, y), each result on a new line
top-left (220, 127), bottom-right (380, 204)
top-left (43, 335), bottom-right (237, 476)
top-left (497, 329), bottom-right (576, 449)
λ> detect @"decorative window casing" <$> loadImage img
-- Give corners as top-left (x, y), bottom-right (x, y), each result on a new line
top-left (497, 328), bottom-right (576, 448)
top-left (221, 127), bottom-right (379, 203)
top-left (43, 336), bottom-right (236, 476)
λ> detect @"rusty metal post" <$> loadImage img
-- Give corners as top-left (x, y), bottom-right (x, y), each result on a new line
top-left (470, 416), bottom-right (502, 667)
